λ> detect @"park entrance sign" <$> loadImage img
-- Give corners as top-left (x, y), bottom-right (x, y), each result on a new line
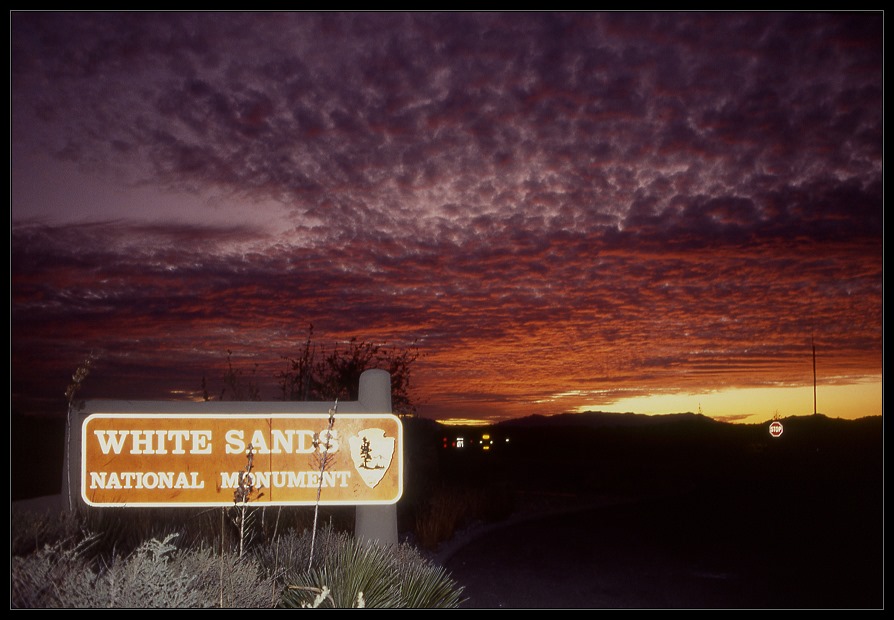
top-left (64, 369), bottom-right (401, 544)
top-left (82, 412), bottom-right (402, 507)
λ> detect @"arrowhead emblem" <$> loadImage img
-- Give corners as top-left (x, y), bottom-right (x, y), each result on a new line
top-left (348, 428), bottom-right (395, 489)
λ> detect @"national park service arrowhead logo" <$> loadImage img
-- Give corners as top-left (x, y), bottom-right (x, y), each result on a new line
top-left (348, 428), bottom-right (396, 489)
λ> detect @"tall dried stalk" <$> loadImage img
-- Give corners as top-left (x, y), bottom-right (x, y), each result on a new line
top-left (219, 507), bottom-right (225, 608)
top-left (232, 443), bottom-right (262, 558)
top-left (307, 400), bottom-right (337, 571)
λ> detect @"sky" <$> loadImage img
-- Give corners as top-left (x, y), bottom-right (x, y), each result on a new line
top-left (11, 12), bottom-right (883, 427)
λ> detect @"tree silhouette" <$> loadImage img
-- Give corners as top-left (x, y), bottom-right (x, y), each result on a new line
top-left (218, 323), bottom-right (421, 416)
top-left (277, 323), bottom-right (318, 402)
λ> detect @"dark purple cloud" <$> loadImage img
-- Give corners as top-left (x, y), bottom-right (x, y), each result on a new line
top-left (11, 12), bottom-right (882, 422)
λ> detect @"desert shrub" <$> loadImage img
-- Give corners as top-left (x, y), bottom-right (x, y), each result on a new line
top-left (282, 535), bottom-right (402, 608)
top-left (388, 543), bottom-right (467, 608)
top-left (413, 486), bottom-right (476, 550)
top-left (412, 483), bottom-right (516, 550)
top-left (11, 535), bottom-right (276, 608)
top-left (12, 515), bottom-right (464, 608)
top-left (10, 506), bottom-right (219, 562)
top-left (11, 533), bottom-right (101, 608)
top-left (278, 530), bottom-right (465, 608)
top-left (11, 532), bottom-right (277, 608)
top-left (250, 522), bottom-right (348, 590)
top-left (12, 503), bottom-right (354, 563)
top-left (10, 507), bottom-right (85, 557)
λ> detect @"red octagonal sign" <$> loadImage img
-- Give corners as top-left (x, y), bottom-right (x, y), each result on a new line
top-left (769, 420), bottom-right (784, 438)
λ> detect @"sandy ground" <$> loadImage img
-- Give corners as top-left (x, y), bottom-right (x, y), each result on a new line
top-left (437, 488), bottom-right (883, 610)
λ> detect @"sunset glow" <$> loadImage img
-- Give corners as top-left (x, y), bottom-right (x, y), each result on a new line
top-left (11, 12), bottom-right (882, 426)
top-left (573, 379), bottom-right (883, 425)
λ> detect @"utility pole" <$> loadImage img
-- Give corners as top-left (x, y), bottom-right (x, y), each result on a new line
top-left (812, 336), bottom-right (817, 416)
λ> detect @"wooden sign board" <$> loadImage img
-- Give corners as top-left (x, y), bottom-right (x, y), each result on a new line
top-left (81, 413), bottom-right (402, 507)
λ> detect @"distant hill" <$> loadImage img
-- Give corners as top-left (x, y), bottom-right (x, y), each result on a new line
top-left (496, 410), bottom-right (721, 429)
top-left (439, 410), bottom-right (882, 501)
top-left (495, 410), bottom-right (882, 431)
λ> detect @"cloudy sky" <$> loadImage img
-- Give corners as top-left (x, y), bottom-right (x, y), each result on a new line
top-left (11, 12), bottom-right (883, 425)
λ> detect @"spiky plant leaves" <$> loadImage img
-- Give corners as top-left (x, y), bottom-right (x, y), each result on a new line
top-left (280, 534), bottom-right (465, 609)
top-left (283, 537), bottom-right (402, 608)
top-left (392, 548), bottom-right (466, 609)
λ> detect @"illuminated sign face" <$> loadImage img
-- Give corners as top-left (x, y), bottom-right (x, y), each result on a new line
top-left (769, 420), bottom-right (784, 438)
top-left (82, 413), bottom-right (402, 507)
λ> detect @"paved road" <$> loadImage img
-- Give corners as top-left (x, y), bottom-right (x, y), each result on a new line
top-left (442, 487), bottom-right (882, 609)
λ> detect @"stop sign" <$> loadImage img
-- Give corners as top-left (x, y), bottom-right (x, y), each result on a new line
top-left (769, 420), bottom-right (784, 437)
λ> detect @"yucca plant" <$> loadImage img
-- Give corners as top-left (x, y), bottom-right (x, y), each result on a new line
top-left (284, 537), bottom-right (402, 608)
top-left (389, 543), bottom-right (468, 609)
top-left (279, 528), bottom-right (465, 608)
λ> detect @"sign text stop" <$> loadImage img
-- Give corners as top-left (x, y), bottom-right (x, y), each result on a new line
top-left (769, 420), bottom-right (784, 438)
